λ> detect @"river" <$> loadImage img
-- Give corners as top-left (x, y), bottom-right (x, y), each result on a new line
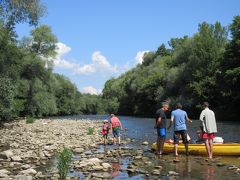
top-left (54, 115), bottom-right (240, 179)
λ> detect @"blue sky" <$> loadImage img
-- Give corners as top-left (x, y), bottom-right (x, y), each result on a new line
top-left (16, 0), bottom-right (240, 94)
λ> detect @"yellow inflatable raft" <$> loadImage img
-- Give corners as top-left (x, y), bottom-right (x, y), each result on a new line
top-left (151, 143), bottom-right (240, 156)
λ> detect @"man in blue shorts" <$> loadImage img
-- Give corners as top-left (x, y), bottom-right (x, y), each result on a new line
top-left (154, 102), bottom-right (169, 155)
top-left (168, 103), bottom-right (192, 157)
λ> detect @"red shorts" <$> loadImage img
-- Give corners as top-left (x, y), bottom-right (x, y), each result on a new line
top-left (202, 133), bottom-right (215, 139)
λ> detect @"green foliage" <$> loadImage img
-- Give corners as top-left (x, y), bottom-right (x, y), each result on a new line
top-left (102, 18), bottom-right (238, 120)
top-left (57, 148), bottom-right (72, 180)
top-left (26, 116), bottom-right (35, 124)
top-left (29, 25), bottom-right (58, 57)
top-left (0, 0), bottom-right (46, 28)
top-left (87, 127), bottom-right (94, 135)
top-left (0, 7), bottom-right (239, 122)
top-left (0, 77), bottom-right (15, 121)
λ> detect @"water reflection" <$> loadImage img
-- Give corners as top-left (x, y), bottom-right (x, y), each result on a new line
top-left (202, 164), bottom-right (216, 180)
top-left (111, 163), bottom-right (121, 177)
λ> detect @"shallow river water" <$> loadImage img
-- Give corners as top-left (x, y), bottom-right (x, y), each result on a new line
top-left (53, 115), bottom-right (240, 180)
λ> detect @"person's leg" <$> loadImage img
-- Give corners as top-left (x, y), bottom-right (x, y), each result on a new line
top-left (156, 137), bottom-right (161, 153)
top-left (159, 137), bottom-right (165, 154)
top-left (113, 130), bottom-right (117, 145)
top-left (174, 131), bottom-right (180, 156)
top-left (209, 138), bottom-right (213, 159)
top-left (205, 139), bottom-right (211, 159)
top-left (182, 130), bottom-right (189, 156)
top-left (117, 129), bottom-right (121, 145)
top-left (159, 128), bottom-right (166, 154)
top-left (174, 144), bottom-right (178, 156)
top-left (156, 128), bottom-right (161, 154)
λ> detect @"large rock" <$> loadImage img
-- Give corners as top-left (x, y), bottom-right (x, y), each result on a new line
top-left (19, 168), bottom-right (37, 175)
top-left (0, 150), bottom-right (14, 159)
top-left (102, 163), bottom-right (112, 169)
top-left (11, 155), bottom-right (22, 162)
top-left (0, 169), bottom-right (10, 177)
top-left (92, 165), bottom-right (104, 171)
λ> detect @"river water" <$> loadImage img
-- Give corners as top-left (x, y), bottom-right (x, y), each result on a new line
top-left (55, 115), bottom-right (240, 179)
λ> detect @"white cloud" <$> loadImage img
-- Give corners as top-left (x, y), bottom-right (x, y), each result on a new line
top-left (56, 42), bottom-right (71, 57)
top-left (82, 86), bottom-right (101, 95)
top-left (51, 42), bottom-right (119, 75)
top-left (135, 50), bottom-right (150, 64)
top-left (74, 64), bottom-right (95, 74)
top-left (92, 51), bottom-right (111, 68)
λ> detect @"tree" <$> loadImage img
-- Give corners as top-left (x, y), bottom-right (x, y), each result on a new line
top-left (0, 77), bottom-right (15, 121)
top-left (29, 25), bottom-right (57, 57)
top-left (155, 44), bottom-right (171, 57)
top-left (184, 22), bottom-right (227, 104)
top-left (142, 52), bottom-right (155, 66)
top-left (218, 16), bottom-right (240, 119)
top-left (0, 0), bottom-right (46, 29)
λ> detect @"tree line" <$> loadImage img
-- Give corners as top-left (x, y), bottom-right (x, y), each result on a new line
top-left (102, 16), bottom-right (240, 121)
top-left (1, 1), bottom-right (239, 121)
top-left (0, 0), bottom-right (105, 121)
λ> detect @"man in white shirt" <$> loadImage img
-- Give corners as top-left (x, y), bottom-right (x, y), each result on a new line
top-left (200, 102), bottom-right (217, 159)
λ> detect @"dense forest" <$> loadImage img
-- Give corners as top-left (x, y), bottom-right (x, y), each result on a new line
top-left (0, 1), bottom-right (239, 121)
top-left (102, 16), bottom-right (240, 121)
top-left (0, 0), bottom-right (105, 121)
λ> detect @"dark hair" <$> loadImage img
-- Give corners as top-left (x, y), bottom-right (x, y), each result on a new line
top-left (202, 102), bottom-right (209, 108)
top-left (176, 103), bottom-right (182, 109)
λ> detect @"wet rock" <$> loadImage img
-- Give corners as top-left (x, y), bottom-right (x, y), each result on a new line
top-left (134, 155), bottom-right (143, 160)
top-left (228, 165), bottom-right (238, 170)
top-left (14, 175), bottom-right (33, 180)
top-left (142, 141), bottom-right (149, 145)
top-left (136, 169), bottom-right (147, 174)
top-left (216, 163), bottom-right (225, 167)
top-left (84, 150), bottom-right (92, 155)
top-left (168, 171), bottom-right (179, 176)
top-left (102, 162), bottom-right (112, 169)
top-left (73, 148), bottom-right (84, 154)
top-left (92, 172), bottom-right (111, 179)
top-left (127, 168), bottom-right (136, 173)
top-left (152, 169), bottom-right (161, 175)
top-left (154, 165), bottom-right (163, 170)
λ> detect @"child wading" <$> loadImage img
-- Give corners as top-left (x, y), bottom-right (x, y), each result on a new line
top-left (101, 120), bottom-right (109, 145)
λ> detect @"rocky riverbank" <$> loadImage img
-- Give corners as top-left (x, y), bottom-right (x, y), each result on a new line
top-left (0, 119), bottom-right (240, 180)
top-left (0, 119), bottom-right (107, 179)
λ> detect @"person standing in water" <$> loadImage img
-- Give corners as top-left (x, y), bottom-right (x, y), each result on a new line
top-left (101, 119), bottom-right (109, 145)
top-left (200, 102), bottom-right (217, 159)
top-left (110, 114), bottom-right (123, 145)
top-left (154, 102), bottom-right (169, 155)
top-left (168, 103), bottom-right (192, 158)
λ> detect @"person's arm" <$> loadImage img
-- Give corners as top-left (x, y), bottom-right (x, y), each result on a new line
top-left (155, 117), bottom-right (162, 128)
top-left (167, 115), bottom-right (173, 131)
top-left (119, 120), bottom-right (123, 130)
top-left (110, 120), bottom-right (113, 131)
top-left (199, 111), bottom-right (205, 122)
top-left (185, 113), bottom-right (192, 123)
